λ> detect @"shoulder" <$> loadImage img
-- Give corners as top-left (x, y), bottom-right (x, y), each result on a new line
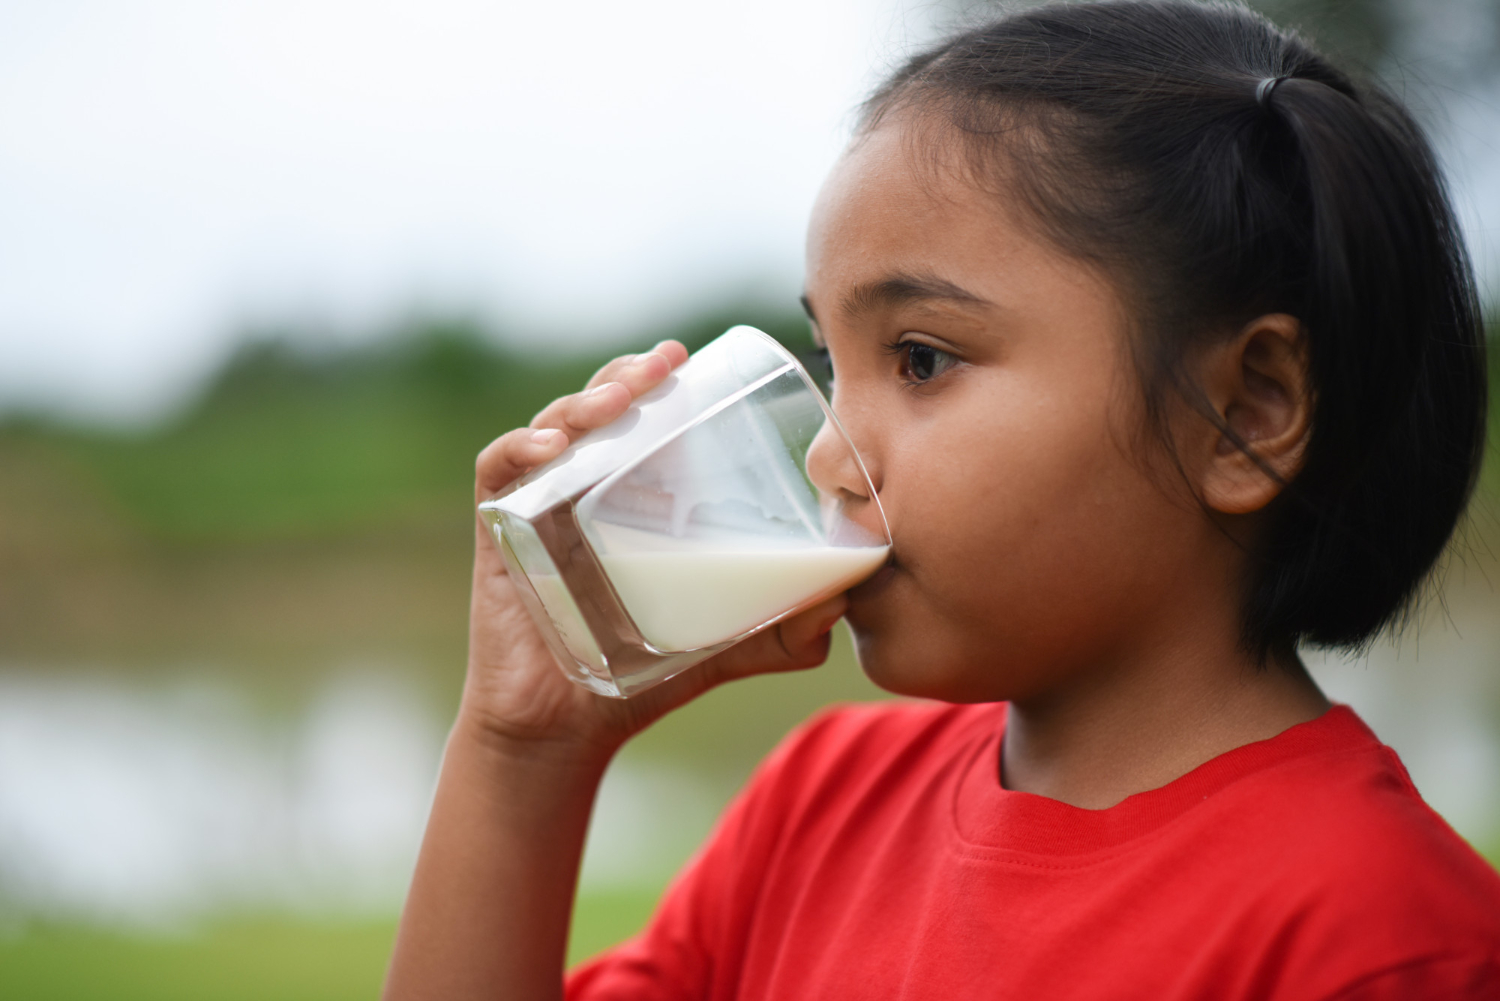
top-left (1194, 708), bottom-right (1500, 982)
top-left (1293, 753), bottom-right (1500, 928)
top-left (1220, 710), bottom-right (1500, 900)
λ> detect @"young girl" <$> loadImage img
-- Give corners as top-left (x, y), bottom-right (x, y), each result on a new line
top-left (385, 2), bottom-right (1500, 997)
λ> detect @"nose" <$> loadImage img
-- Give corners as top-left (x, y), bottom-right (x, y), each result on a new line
top-left (805, 409), bottom-right (884, 534)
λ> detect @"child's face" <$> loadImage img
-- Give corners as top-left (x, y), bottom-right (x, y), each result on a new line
top-left (804, 122), bottom-right (1221, 702)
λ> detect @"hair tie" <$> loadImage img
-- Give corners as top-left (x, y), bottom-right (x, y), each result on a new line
top-left (1255, 76), bottom-right (1289, 107)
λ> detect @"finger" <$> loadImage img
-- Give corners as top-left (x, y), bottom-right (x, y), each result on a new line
top-left (529, 381), bottom-right (634, 440)
top-left (475, 426), bottom-right (569, 499)
top-left (776, 593), bottom-right (850, 660)
top-left (582, 351), bottom-right (653, 392)
top-left (604, 595), bottom-right (845, 733)
top-left (703, 593), bottom-right (849, 685)
top-left (583, 340), bottom-right (689, 392)
top-left (533, 342), bottom-right (691, 439)
top-left (610, 349), bottom-right (673, 395)
top-left (475, 342), bottom-right (691, 515)
top-left (652, 339), bottom-right (690, 369)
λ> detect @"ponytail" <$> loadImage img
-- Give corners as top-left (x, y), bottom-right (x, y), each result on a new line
top-left (863, 0), bottom-right (1487, 658)
top-left (1247, 75), bottom-right (1485, 647)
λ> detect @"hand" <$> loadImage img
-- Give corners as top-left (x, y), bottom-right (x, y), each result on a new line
top-left (462, 340), bottom-right (848, 763)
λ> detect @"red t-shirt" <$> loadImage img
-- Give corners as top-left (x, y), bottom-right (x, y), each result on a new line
top-left (568, 701), bottom-right (1500, 999)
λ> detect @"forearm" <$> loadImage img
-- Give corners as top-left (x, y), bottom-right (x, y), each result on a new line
top-left (384, 712), bottom-right (612, 1001)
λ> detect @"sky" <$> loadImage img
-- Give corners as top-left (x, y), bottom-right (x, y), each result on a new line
top-left (0, 0), bottom-right (940, 421)
top-left (1, 0), bottom-right (1497, 422)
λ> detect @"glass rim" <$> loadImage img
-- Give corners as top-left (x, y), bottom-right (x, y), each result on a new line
top-left (574, 325), bottom-right (890, 549)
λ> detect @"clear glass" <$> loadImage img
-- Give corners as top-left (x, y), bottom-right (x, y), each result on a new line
top-left (478, 326), bottom-right (890, 698)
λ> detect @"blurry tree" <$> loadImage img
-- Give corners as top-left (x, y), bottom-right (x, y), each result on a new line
top-left (1253, 0), bottom-right (1396, 69)
top-left (937, 0), bottom-right (1500, 83)
top-left (12, 308), bottom-right (811, 547)
top-left (0, 309), bottom-right (811, 671)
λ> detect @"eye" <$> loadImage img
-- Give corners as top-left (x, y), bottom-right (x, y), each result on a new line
top-left (805, 346), bottom-right (833, 394)
top-left (900, 341), bottom-right (958, 383)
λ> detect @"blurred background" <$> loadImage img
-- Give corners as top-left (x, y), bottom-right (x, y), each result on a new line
top-left (0, 0), bottom-right (1497, 997)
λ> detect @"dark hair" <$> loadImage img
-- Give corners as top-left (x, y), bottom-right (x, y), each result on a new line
top-left (860, 0), bottom-right (1488, 660)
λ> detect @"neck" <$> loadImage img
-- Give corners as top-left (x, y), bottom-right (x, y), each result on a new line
top-left (1000, 603), bottom-right (1330, 811)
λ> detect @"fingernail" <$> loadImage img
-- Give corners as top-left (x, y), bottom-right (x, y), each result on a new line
top-left (530, 428), bottom-right (562, 444)
top-left (586, 383), bottom-right (617, 398)
top-left (630, 353), bottom-right (661, 369)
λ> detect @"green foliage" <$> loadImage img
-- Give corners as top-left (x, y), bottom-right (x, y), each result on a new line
top-left (16, 308), bottom-right (811, 546)
top-left (568, 888), bottom-right (666, 967)
top-left (72, 329), bottom-right (591, 543)
top-left (1248, 0), bottom-right (1395, 71)
top-left (0, 920), bottom-right (398, 1001)
top-left (1484, 318), bottom-right (1500, 497)
top-left (0, 890), bottom-right (666, 1000)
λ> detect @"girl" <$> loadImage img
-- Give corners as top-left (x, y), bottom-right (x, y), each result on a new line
top-left (385, 2), bottom-right (1500, 998)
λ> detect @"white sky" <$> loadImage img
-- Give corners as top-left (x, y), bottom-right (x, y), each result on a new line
top-left (0, 0), bottom-right (941, 420)
top-left (0, 0), bottom-right (1496, 422)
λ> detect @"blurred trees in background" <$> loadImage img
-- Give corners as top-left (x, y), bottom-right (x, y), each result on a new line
top-left (944, 0), bottom-right (1500, 82)
top-left (0, 310), bottom-right (810, 690)
top-left (1, 3), bottom-right (1496, 995)
top-left (2, 0), bottom-right (1496, 694)
top-left (7, 0), bottom-right (1500, 686)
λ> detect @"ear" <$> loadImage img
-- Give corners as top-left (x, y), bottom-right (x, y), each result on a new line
top-left (1197, 314), bottom-right (1311, 515)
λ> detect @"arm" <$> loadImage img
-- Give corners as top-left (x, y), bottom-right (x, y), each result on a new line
top-left (1316, 953), bottom-right (1500, 1001)
top-left (383, 342), bottom-right (847, 1001)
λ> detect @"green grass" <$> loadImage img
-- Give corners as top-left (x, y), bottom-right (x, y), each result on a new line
top-left (0, 889), bottom-right (665, 1000)
top-left (0, 309), bottom-right (1493, 997)
top-left (568, 888), bottom-right (666, 968)
top-left (0, 920), bottom-right (399, 1001)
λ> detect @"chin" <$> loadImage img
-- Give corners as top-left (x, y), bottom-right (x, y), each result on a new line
top-left (846, 566), bottom-right (1014, 702)
top-left (849, 594), bottom-right (1037, 704)
top-left (848, 625), bottom-right (996, 703)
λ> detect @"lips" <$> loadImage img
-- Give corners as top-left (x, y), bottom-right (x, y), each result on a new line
top-left (848, 551), bottom-right (898, 603)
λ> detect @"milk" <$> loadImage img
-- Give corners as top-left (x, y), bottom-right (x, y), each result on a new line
top-left (598, 544), bottom-right (890, 652)
top-left (478, 326), bottom-right (893, 697)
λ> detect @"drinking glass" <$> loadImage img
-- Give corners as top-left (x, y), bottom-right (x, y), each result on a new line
top-left (478, 325), bottom-right (890, 698)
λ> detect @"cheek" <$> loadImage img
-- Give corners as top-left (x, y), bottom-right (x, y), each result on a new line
top-left (853, 376), bottom-right (1187, 697)
top-left (893, 378), bottom-right (1133, 581)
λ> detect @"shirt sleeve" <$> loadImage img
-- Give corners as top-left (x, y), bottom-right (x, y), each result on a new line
top-left (565, 711), bottom-right (829, 1001)
top-left (563, 813), bottom-right (737, 1001)
top-left (1316, 953), bottom-right (1500, 1000)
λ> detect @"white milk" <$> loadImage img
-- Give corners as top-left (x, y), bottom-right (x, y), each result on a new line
top-left (598, 544), bottom-right (890, 652)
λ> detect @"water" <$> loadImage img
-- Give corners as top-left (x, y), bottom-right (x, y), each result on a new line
top-left (1, 578), bottom-right (1495, 929)
top-left (0, 666), bottom-right (720, 929)
top-left (0, 670), bottom-right (443, 926)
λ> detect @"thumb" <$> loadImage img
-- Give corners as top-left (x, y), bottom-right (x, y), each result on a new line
top-left (701, 594), bottom-right (849, 685)
top-left (597, 594), bottom-right (850, 732)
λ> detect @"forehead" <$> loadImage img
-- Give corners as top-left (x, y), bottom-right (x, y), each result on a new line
top-left (808, 123), bottom-right (982, 252)
top-left (805, 122), bottom-right (1068, 310)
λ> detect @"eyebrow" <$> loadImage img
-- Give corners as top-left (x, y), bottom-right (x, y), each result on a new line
top-left (803, 272), bottom-right (991, 326)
